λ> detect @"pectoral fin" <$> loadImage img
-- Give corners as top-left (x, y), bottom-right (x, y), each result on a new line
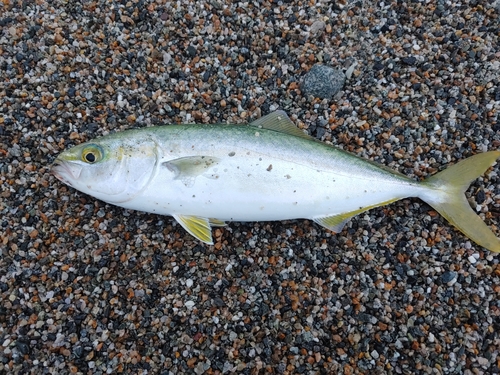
top-left (173, 214), bottom-right (216, 244)
top-left (163, 156), bottom-right (220, 187)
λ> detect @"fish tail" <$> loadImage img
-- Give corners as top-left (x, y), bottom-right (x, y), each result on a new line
top-left (420, 151), bottom-right (500, 253)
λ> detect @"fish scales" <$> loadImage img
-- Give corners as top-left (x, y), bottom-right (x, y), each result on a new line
top-left (124, 124), bottom-right (419, 221)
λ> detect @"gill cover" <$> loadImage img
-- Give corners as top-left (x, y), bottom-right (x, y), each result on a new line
top-left (96, 140), bottom-right (159, 203)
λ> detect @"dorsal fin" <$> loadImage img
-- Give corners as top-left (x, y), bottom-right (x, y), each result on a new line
top-left (249, 111), bottom-right (313, 140)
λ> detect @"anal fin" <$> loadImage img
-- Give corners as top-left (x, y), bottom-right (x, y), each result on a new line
top-left (313, 198), bottom-right (401, 233)
top-left (313, 214), bottom-right (352, 233)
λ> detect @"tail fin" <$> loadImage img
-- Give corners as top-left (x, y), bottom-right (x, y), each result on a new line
top-left (421, 151), bottom-right (500, 253)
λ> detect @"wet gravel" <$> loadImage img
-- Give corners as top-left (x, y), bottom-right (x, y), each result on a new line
top-left (1, 0), bottom-right (500, 374)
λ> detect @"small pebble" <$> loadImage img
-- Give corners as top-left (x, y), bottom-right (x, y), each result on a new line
top-left (441, 271), bottom-right (457, 284)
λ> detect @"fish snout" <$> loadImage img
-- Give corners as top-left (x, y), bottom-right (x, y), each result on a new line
top-left (51, 159), bottom-right (82, 185)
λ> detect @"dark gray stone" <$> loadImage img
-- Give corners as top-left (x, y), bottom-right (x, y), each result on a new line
top-left (300, 64), bottom-right (345, 99)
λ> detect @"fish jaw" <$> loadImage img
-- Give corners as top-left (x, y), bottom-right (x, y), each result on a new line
top-left (51, 159), bottom-right (83, 187)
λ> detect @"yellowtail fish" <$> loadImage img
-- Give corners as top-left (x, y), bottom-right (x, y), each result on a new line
top-left (51, 111), bottom-right (500, 252)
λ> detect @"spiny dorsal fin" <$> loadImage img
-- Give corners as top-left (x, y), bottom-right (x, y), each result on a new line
top-left (249, 111), bottom-right (313, 140)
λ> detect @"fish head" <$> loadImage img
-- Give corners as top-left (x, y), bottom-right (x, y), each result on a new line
top-left (51, 135), bottom-right (159, 203)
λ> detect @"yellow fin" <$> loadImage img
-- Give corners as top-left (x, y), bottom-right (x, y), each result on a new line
top-left (249, 111), bottom-right (313, 140)
top-left (422, 151), bottom-right (500, 252)
top-left (313, 215), bottom-right (351, 233)
top-left (173, 214), bottom-right (214, 244)
top-left (313, 198), bottom-right (401, 233)
top-left (209, 218), bottom-right (226, 227)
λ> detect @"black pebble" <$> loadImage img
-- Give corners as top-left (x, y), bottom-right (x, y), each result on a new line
top-left (402, 56), bottom-right (417, 65)
top-left (476, 189), bottom-right (485, 205)
top-left (187, 45), bottom-right (196, 57)
top-left (441, 271), bottom-right (457, 283)
top-left (67, 87), bottom-right (76, 97)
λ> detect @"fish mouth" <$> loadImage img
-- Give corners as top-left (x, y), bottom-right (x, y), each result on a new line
top-left (51, 159), bottom-right (83, 186)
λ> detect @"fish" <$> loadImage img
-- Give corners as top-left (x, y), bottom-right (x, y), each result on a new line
top-left (51, 111), bottom-right (500, 252)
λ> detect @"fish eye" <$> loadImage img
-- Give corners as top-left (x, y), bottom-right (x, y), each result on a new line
top-left (81, 145), bottom-right (103, 164)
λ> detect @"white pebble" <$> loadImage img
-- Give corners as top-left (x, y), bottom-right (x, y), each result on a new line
top-left (468, 255), bottom-right (477, 264)
top-left (186, 279), bottom-right (193, 288)
top-left (477, 357), bottom-right (489, 366)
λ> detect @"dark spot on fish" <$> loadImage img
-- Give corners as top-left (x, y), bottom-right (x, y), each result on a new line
top-left (285, 174), bottom-right (291, 179)
top-left (267, 164), bottom-right (273, 171)
top-left (192, 195), bottom-right (196, 198)
top-left (228, 151), bottom-right (236, 157)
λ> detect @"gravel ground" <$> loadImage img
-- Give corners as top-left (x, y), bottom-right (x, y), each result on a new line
top-left (1, 0), bottom-right (500, 374)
